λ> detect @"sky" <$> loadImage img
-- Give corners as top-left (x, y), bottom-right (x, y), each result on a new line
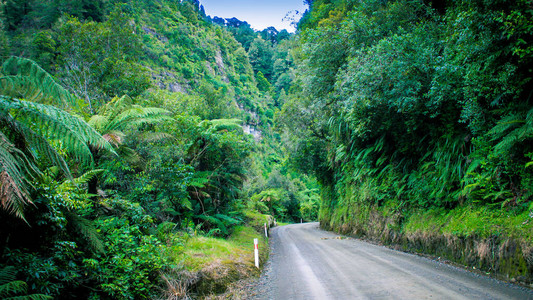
top-left (199, 0), bottom-right (309, 32)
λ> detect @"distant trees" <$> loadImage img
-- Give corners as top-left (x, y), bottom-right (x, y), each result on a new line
top-left (248, 37), bottom-right (274, 80)
top-left (2, 0), bottom-right (106, 30)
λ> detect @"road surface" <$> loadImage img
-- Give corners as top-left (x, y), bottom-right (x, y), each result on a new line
top-left (252, 222), bottom-right (533, 300)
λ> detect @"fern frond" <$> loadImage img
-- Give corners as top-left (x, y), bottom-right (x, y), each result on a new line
top-left (9, 295), bottom-right (53, 300)
top-left (3, 97), bottom-right (116, 163)
top-left (0, 266), bottom-right (17, 285)
top-left (9, 118), bottom-right (71, 180)
top-left (201, 118), bottom-right (243, 132)
top-left (87, 115), bottom-right (110, 131)
top-left (1, 97), bottom-right (114, 217)
top-left (102, 131), bottom-right (125, 148)
top-left (117, 146), bottom-right (143, 165)
top-left (0, 133), bottom-right (32, 218)
top-left (214, 213), bottom-right (241, 225)
top-left (69, 169), bottom-right (104, 186)
top-left (106, 106), bottom-right (171, 133)
top-left (491, 107), bottom-right (533, 154)
top-left (140, 132), bottom-right (176, 143)
top-left (0, 266), bottom-right (51, 299)
top-left (0, 56), bottom-right (75, 107)
top-left (98, 95), bottom-right (134, 116)
top-left (197, 214), bottom-right (227, 235)
top-left (0, 281), bottom-right (28, 297)
top-left (94, 95), bottom-right (171, 133)
top-left (65, 212), bottom-right (105, 254)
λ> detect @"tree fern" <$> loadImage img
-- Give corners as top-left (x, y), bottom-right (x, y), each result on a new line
top-left (1, 57), bottom-right (115, 217)
top-left (4, 98), bottom-right (115, 165)
top-left (490, 106), bottom-right (533, 154)
top-left (0, 57), bottom-right (75, 107)
top-left (85, 95), bottom-right (172, 197)
top-left (0, 266), bottom-right (51, 300)
top-left (88, 95), bottom-right (171, 135)
top-left (2, 105), bottom-right (74, 182)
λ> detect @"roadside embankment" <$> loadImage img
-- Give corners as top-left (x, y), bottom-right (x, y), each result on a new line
top-left (162, 211), bottom-right (273, 299)
top-left (320, 201), bottom-right (533, 287)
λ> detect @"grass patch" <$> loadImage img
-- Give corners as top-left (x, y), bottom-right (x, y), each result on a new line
top-left (242, 209), bottom-right (275, 232)
top-left (160, 212), bottom-right (273, 298)
top-left (174, 225), bottom-right (268, 272)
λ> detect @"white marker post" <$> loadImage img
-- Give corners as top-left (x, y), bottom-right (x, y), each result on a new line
top-left (264, 223), bottom-right (268, 238)
top-left (254, 238), bottom-right (259, 268)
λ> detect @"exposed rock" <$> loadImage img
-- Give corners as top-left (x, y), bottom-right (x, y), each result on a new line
top-left (150, 69), bottom-right (188, 93)
top-left (169, 82), bottom-right (185, 93)
top-left (214, 50), bottom-right (230, 83)
top-left (206, 61), bottom-right (215, 75)
top-left (215, 50), bottom-right (225, 70)
top-left (243, 124), bottom-right (262, 142)
top-left (141, 26), bottom-right (168, 42)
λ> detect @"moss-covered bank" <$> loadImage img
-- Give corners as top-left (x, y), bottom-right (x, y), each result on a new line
top-left (320, 201), bottom-right (533, 286)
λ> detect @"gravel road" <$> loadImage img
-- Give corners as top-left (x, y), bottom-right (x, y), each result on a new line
top-left (252, 222), bottom-right (533, 300)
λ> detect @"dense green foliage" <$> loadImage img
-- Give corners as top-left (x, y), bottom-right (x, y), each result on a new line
top-left (0, 0), bottom-right (317, 297)
top-left (279, 0), bottom-right (533, 266)
top-left (5, 0), bottom-right (531, 295)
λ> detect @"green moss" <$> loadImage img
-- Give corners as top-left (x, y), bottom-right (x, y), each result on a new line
top-left (403, 208), bottom-right (448, 234)
top-left (402, 205), bottom-right (532, 243)
top-left (443, 206), bottom-right (532, 242)
top-left (499, 245), bottom-right (529, 278)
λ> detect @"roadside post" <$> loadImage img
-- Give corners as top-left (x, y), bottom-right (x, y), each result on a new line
top-left (264, 223), bottom-right (268, 238)
top-left (254, 238), bottom-right (259, 268)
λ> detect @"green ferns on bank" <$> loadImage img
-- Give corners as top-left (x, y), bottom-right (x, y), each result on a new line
top-left (286, 0), bottom-right (533, 209)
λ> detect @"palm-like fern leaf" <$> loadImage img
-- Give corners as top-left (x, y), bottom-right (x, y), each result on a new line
top-left (140, 131), bottom-right (176, 143)
top-left (490, 107), bottom-right (533, 154)
top-left (0, 132), bottom-right (33, 218)
top-left (0, 266), bottom-right (51, 299)
top-left (2, 97), bottom-right (115, 165)
top-left (201, 118), bottom-right (243, 133)
top-left (89, 95), bottom-right (171, 136)
top-left (64, 211), bottom-right (105, 254)
top-left (1, 97), bottom-right (115, 216)
top-left (0, 266), bottom-right (27, 298)
top-left (0, 57), bottom-right (75, 107)
top-left (0, 57), bottom-right (115, 217)
top-left (1, 106), bottom-right (71, 180)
